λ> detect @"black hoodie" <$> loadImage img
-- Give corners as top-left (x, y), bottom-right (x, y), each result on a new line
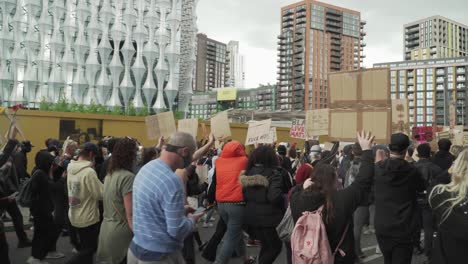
top-left (374, 157), bottom-right (425, 239)
top-left (30, 151), bottom-right (55, 217)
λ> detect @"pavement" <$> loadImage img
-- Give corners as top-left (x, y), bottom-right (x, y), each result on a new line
top-left (4, 207), bottom-right (429, 264)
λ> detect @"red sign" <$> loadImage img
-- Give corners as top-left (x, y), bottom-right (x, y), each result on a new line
top-left (412, 126), bottom-right (443, 142)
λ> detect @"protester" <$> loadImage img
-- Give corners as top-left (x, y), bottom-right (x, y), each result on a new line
top-left (337, 144), bottom-right (353, 186)
top-left (97, 138), bottom-right (138, 264)
top-left (405, 146), bottom-right (415, 164)
top-left (414, 143), bottom-right (444, 263)
top-left (241, 146), bottom-right (286, 264)
top-left (277, 145), bottom-right (292, 174)
top-left (13, 140), bottom-right (33, 183)
top-left (374, 133), bottom-right (425, 264)
top-left (210, 141), bottom-right (251, 264)
top-left (429, 149), bottom-right (468, 264)
top-left (309, 145), bottom-right (322, 166)
top-left (432, 139), bottom-right (455, 171)
top-left (0, 135), bottom-right (20, 264)
top-left (28, 151), bottom-right (65, 264)
top-left (137, 147), bottom-right (158, 171)
top-left (128, 132), bottom-right (203, 264)
top-left (288, 146), bottom-right (300, 176)
top-left (66, 143), bottom-right (103, 264)
top-left (290, 131), bottom-right (375, 264)
top-left (98, 138), bottom-right (120, 182)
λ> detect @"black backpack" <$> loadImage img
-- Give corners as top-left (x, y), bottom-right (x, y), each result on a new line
top-left (17, 175), bottom-right (33, 208)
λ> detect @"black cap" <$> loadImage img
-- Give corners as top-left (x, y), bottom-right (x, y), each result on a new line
top-left (388, 133), bottom-right (410, 153)
top-left (82, 142), bottom-right (99, 155)
top-left (277, 145), bottom-right (287, 156)
top-left (21, 140), bottom-right (34, 152)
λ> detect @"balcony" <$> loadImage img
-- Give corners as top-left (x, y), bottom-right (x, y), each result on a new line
top-left (405, 34), bottom-right (419, 41)
top-left (326, 26), bottom-right (342, 34)
top-left (436, 77), bottom-right (445, 83)
top-left (436, 69), bottom-right (445, 75)
top-left (331, 51), bottom-right (341, 58)
top-left (296, 11), bottom-right (306, 18)
top-left (360, 31), bottom-right (366, 36)
top-left (361, 42), bottom-right (366, 47)
top-left (282, 16), bottom-right (294, 22)
top-left (457, 77), bottom-right (466, 82)
top-left (331, 33), bottom-right (341, 40)
top-left (331, 39), bottom-right (341, 45)
top-left (456, 68), bottom-right (466, 74)
top-left (277, 46), bottom-right (287, 51)
top-left (360, 20), bottom-right (367, 25)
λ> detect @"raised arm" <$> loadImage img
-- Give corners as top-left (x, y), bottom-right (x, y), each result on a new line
top-left (192, 133), bottom-right (215, 162)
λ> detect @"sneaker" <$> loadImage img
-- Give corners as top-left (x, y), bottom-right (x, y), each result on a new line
top-left (244, 256), bottom-right (257, 264)
top-left (202, 222), bottom-right (214, 228)
top-left (27, 257), bottom-right (50, 264)
top-left (46, 251), bottom-right (65, 259)
top-left (18, 239), bottom-right (32, 248)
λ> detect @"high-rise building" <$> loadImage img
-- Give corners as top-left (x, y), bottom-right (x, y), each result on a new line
top-left (195, 33), bottom-right (230, 92)
top-left (374, 57), bottom-right (468, 127)
top-left (277, 0), bottom-right (365, 111)
top-left (404, 16), bottom-right (468, 61)
top-left (227, 41), bottom-right (246, 88)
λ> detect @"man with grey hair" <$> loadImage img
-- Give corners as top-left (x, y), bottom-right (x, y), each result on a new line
top-left (128, 132), bottom-right (203, 264)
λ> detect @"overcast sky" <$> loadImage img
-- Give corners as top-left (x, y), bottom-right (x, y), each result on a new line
top-left (196, 0), bottom-right (468, 88)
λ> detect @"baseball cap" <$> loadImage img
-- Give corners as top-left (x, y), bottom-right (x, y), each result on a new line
top-left (388, 133), bottom-right (410, 153)
top-left (82, 142), bottom-right (99, 155)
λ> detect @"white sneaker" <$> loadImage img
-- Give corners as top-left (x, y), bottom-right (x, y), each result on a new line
top-left (26, 257), bottom-right (50, 264)
top-left (203, 222), bottom-right (214, 228)
top-left (46, 251), bottom-right (65, 259)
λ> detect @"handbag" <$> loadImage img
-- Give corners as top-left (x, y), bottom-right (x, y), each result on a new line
top-left (276, 205), bottom-right (294, 242)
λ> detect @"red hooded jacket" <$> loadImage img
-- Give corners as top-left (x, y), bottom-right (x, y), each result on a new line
top-left (215, 141), bottom-right (247, 203)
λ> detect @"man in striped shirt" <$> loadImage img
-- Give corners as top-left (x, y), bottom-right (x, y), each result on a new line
top-left (128, 132), bottom-right (202, 264)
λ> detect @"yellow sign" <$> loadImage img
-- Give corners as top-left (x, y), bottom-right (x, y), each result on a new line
top-left (217, 88), bottom-right (237, 101)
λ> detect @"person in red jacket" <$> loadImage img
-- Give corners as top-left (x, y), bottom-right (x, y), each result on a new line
top-left (213, 141), bottom-right (249, 264)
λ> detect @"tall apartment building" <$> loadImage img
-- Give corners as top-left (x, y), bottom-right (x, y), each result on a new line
top-left (227, 41), bottom-right (246, 88)
top-left (277, 0), bottom-right (365, 111)
top-left (195, 34), bottom-right (230, 92)
top-left (374, 57), bottom-right (468, 127)
top-left (404, 16), bottom-right (468, 61)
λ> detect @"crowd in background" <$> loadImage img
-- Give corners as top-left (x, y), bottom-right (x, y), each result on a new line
top-left (0, 125), bottom-right (467, 264)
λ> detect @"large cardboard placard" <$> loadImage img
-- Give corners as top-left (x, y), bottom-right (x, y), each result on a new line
top-left (290, 119), bottom-right (305, 139)
top-left (145, 111), bottom-right (177, 140)
top-left (258, 127), bottom-right (277, 144)
top-left (178, 119), bottom-right (198, 138)
top-left (392, 99), bottom-right (410, 135)
top-left (328, 68), bottom-right (391, 143)
top-left (306, 109), bottom-right (329, 136)
top-left (245, 119), bottom-right (272, 145)
top-left (210, 111), bottom-right (231, 140)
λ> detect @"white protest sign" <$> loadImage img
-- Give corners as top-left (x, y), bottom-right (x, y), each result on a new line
top-left (245, 119), bottom-right (272, 145)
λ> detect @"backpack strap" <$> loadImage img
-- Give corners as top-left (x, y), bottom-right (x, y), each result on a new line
top-left (333, 222), bottom-right (350, 257)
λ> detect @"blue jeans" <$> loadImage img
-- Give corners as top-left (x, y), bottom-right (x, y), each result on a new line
top-left (215, 203), bottom-right (246, 264)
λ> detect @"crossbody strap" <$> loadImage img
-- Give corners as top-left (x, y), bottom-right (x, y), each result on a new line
top-left (333, 222), bottom-right (350, 257)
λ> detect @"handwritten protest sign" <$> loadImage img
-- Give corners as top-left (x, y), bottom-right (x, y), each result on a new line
top-left (145, 111), bottom-right (177, 140)
top-left (306, 109), bottom-right (329, 136)
top-left (391, 99), bottom-right (410, 135)
top-left (210, 111), bottom-right (231, 140)
top-left (290, 119), bottom-right (305, 139)
top-left (178, 119), bottom-right (198, 138)
top-left (245, 119), bottom-right (272, 145)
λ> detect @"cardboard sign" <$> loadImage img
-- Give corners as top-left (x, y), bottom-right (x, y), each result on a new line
top-left (328, 68), bottom-right (391, 143)
top-left (210, 111), bottom-right (231, 140)
top-left (306, 109), bottom-right (329, 136)
top-left (245, 119), bottom-right (272, 145)
top-left (145, 111), bottom-right (177, 140)
top-left (290, 119), bottom-right (305, 139)
top-left (392, 99), bottom-right (410, 135)
top-left (178, 119), bottom-right (198, 138)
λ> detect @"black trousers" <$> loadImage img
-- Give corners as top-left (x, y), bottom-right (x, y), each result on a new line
top-left (31, 214), bottom-right (60, 260)
top-left (255, 227), bottom-right (282, 264)
top-left (0, 232), bottom-right (10, 264)
top-left (202, 218), bottom-right (227, 262)
top-left (377, 235), bottom-right (413, 264)
top-left (5, 201), bottom-right (28, 242)
top-left (66, 222), bottom-right (100, 264)
top-left (422, 206), bottom-right (434, 259)
top-left (183, 233), bottom-right (195, 264)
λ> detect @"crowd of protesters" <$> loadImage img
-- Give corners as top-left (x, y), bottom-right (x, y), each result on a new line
top-left (0, 124), bottom-right (467, 264)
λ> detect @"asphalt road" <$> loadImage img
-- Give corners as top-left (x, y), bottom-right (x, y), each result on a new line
top-left (5, 208), bottom-right (428, 264)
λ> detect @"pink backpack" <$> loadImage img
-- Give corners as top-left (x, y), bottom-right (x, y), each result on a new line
top-left (291, 206), bottom-right (348, 264)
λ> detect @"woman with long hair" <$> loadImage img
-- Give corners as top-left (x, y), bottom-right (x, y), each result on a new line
top-left (429, 149), bottom-right (468, 264)
top-left (96, 138), bottom-right (138, 264)
top-left (290, 131), bottom-right (375, 264)
top-left (240, 145), bottom-right (286, 264)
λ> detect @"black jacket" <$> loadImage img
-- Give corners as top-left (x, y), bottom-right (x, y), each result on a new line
top-left (0, 140), bottom-right (19, 198)
top-left (13, 151), bottom-right (29, 181)
top-left (430, 190), bottom-right (468, 264)
top-left (431, 150), bottom-right (455, 171)
top-left (240, 165), bottom-right (285, 227)
top-left (374, 157), bottom-right (424, 239)
top-left (414, 159), bottom-right (444, 205)
top-left (30, 151), bottom-right (55, 217)
top-left (290, 150), bottom-right (374, 264)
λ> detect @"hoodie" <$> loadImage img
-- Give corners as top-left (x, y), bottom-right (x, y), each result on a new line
top-left (374, 158), bottom-right (424, 239)
top-left (30, 151), bottom-right (55, 217)
top-left (215, 141), bottom-right (247, 203)
top-left (67, 160), bottom-right (103, 228)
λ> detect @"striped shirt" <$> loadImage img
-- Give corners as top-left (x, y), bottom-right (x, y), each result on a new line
top-left (131, 159), bottom-right (194, 259)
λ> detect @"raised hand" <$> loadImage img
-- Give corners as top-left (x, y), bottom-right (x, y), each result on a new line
top-left (357, 131), bottom-right (375, 151)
